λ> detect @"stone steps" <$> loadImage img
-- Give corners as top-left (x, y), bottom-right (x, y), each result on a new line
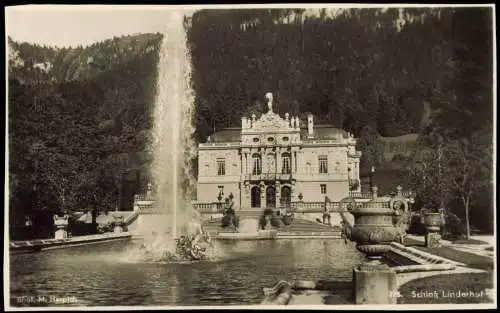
top-left (202, 218), bottom-right (341, 235)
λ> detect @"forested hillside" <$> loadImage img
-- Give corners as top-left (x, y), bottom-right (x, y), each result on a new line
top-left (8, 7), bottom-right (493, 236)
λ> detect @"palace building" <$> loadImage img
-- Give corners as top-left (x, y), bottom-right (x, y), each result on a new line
top-left (196, 92), bottom-right (362, 210)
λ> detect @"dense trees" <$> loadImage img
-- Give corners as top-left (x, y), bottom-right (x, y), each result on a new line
top-left (8, 33), bottom-right (162, 238)
top-left (8, 7), bottom-right (493, 236)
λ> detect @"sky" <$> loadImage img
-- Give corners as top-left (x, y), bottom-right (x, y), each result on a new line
top-left (5, 5), bottom-right (197, 48)
top-left (5, 4), bottom-right (484, 48)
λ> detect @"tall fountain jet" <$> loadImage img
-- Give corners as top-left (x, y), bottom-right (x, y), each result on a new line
top-left (149, 10), bottom-right (197, 244)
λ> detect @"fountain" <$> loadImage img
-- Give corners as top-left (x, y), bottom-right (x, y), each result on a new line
top-left (131, 10), bottom-right (212, 261)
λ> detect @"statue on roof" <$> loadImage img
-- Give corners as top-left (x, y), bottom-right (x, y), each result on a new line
top-left (265, 92), bottom-right (273, 112)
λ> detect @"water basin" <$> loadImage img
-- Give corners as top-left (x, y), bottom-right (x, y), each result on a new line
top-left (10, 239), bottom-right (362, 307)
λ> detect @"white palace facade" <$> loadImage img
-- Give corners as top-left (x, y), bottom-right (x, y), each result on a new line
top-left (196, 93), bottom-right (362, 210)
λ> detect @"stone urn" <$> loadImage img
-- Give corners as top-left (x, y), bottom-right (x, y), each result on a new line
top-left (420, 209), bottom-right (445, 248)
top-left (112, 215), bottom-right (125, 234)
top-left (348, 194), bottom-right (400, 304)
top-left (53, 214), bottom-right (69, 240)
top-left (350, 202), bottom-right (401, 258)
top-left (421, 212), bottom-right (443, 233)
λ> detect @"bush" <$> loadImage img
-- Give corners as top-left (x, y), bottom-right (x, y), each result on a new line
top-left (259, 209), bottom-right (281, 229)
top-left (97, 222), bottom-right (115, 233)
top-left (407, 211), bottom-right (468, 241)
top-left (391, 154), bottom-right (407, 163)
top-left (442, 212), bottom-right (468, 241)
top-left (270, 214), bottom-right (281, 228)
top-left (282, 215), bottom-right (293, 225)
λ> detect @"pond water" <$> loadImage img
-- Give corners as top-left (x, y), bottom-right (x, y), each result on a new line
top-left (10, 239), bottom-right (363, 307)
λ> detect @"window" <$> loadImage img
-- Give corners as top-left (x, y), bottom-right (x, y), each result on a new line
top-left (252, 153), bottom-right (262, 175)
top-left (335, 162), bottom-right (340, 172)
top-left (217, 158), bottom-right (225, 176)
top-left (320, 184), bottom-right (327, 194)
top-left (253, 137), bottom-right (260, 143)
top-left (282, 153), bottom-right (291, 174)
top-left (319, 156), bottom-right (328, 174)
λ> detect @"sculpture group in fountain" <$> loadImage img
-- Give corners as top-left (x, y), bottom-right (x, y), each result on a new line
top-left (136, 221), bottom-right (214, 262)
top-left (221, 194), bottom-right (239, 230)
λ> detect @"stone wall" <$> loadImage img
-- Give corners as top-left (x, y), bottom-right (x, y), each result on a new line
top-left (294, 212), bottom-right (342, 226)
top-left (294, 181), bottom-right (349, 202)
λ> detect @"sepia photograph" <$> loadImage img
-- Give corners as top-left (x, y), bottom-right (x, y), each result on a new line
top-left (4, 4), bottom-right (496, 310)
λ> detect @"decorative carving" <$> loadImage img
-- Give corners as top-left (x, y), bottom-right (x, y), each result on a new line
top-left (250, 111), bottom-right (292, 132)
top-left (54, 214), bottom-right (69, 227)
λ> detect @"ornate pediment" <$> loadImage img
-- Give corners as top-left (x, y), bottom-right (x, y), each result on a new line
top-left (241, 92), bottom-right (299, 133)
top-left (251, 111), bottom-right (293, 131)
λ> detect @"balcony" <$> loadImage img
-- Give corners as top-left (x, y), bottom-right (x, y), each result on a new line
top-left (245, 172), bottom-right (293, 182)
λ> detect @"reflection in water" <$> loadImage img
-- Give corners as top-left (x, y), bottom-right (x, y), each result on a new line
top-left (10, 239), bottom-right (362, 306)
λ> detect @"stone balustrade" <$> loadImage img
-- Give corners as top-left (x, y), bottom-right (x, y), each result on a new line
top-left (192, 202), bottom-right (221, 213)
top-left (401, 190), bottom-right (416, 198)
top-left (245, 173), bottom-right (293, 182)
top-left (134, 194), bottom-right (156, 202)
top-left (349, 189), bottom-right (414, 200)
top-left (348, 191), bottom-right (373, 199)
top-left (359, 201), bottom-right (391, 209)
top-left (290, 201), bottom-right (341, 213)
top-left (199, 142), bottom-right (240, 148)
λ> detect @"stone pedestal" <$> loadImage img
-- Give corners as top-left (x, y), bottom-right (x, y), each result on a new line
top-left (265, 215), bottom-right (272, 230)
top-left (353, 262), bottom-right (397, 304)
top-left (54, 214), bottom-right (69, 240)
top-left (55, 229), bottom-right (68, 240)
top-left (114, 225), bottom-right (124, 234)
top-left (425, 233), bottom-right (441, 248)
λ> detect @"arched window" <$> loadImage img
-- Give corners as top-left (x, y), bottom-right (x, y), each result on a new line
top-left (281, 153), bottom-right (291, 174)
top-left (252, 153), bottom-right (262, 175)
top-left (251, 186), bottom-right (261, 208)
top-left (280, 186), bottom-right (291, 207)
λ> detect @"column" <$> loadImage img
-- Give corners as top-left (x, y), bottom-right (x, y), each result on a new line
top-left (294, 151), bottom-right (298, 173)
top-left (357, 161), bottom-right (360, 182)
top-left (260, 181), bottom-right (266, 209)
top-left (275, 181), bottom-right (281, 209)
top-left (240, 153), bottom-right (243, 175)
top-left (245, 153), bottom-right (249, 175)
top-left (276, 148), bottom-right (281, 175)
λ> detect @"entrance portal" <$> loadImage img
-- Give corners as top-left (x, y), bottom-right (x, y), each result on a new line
top-left (251, 186), bottom-right (261, 208)
top-left (266, 186), bottom-right (276, 208)
top-left (280, 186), bottom-right (291, 207)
